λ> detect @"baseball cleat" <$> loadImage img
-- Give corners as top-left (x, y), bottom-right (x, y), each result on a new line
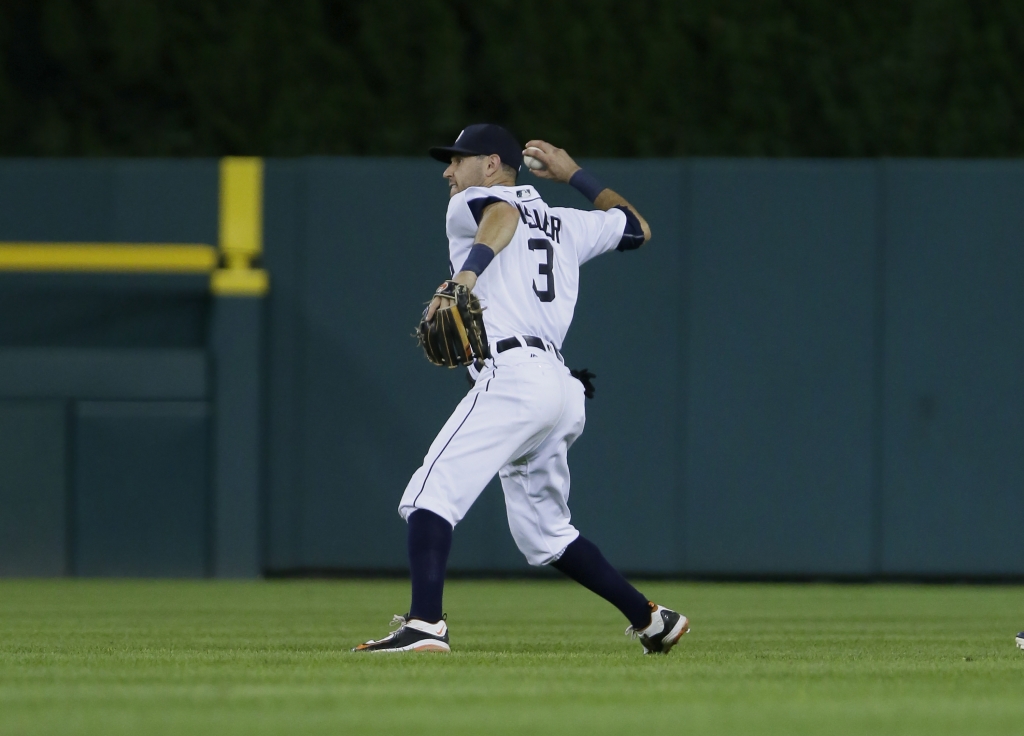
top-left (625, 601), bottom-right (689, 654)
top-left (1016, 632), bottom-right (1024, 651)
top-left (351, 614), bottom-right (450, 653)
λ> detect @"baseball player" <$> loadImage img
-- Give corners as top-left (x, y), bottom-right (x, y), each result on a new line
top-left (353, 124), bottom-right (688, 654)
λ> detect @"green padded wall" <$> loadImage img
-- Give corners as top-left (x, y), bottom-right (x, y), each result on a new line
top-left (73, 402), bottom-right (210, 577)
top-left (0, 160), bottom-right (218, 578)
top-left (261, 157), bottom-right (1024, 577)
top-left (684, 160), bottom-right (878, 575)
top-left (0, 401), bottom-right (68, 576)
top-left (881, 161), bottom-right (1024, 575)
top-left (2, 157), bottom-right (1023, 578)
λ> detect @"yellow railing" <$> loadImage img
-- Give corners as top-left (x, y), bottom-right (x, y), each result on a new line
top-left (0, 244), bottom-right (217, 272)
top-left (213, 157), bottom-right (268, 296)
top-left (0, 157), bottom-right (269, 296)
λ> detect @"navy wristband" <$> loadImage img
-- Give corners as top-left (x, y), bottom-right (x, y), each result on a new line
top-left (569, 168), bottom-right (605, 203)
top-left (460, 243), bottom-right (495, 276)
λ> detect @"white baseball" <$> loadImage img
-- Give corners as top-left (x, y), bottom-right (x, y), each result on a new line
top-left (523, 147), bottom-right (547, 171)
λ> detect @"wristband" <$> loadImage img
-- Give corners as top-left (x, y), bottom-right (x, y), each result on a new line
top-left (460, 243), bottom-right (495, 276)
top-left (569, 168), bottom-right (605, 203)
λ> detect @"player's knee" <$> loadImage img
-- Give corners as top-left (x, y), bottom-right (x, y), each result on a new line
top-left (508, 530), bottom-right (552, 566)
top-left (509, 526), bottom-right (578, 566)
top-left (522, 549), bottom-right (558, 567)
top-left (398, 501), bottom-right (456, 528)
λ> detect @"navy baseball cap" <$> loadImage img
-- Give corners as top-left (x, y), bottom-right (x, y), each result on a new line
top-left (429, 124), bottom-right (523, 172)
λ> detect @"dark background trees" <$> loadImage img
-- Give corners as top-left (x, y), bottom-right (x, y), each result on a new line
top-left (1, 0), bottom-right (1022, 157)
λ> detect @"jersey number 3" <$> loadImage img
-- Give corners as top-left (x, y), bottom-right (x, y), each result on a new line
top-left (529, 238), bottom-right (555, 302)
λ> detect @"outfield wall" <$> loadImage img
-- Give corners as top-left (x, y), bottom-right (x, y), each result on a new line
top-left (1, 159), bottom-right (1022, 578)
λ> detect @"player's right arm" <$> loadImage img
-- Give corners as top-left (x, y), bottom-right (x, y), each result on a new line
top-left (522, 140), bottom-right (652, 243)
top-left (425, 196), bottom-right (519, 322)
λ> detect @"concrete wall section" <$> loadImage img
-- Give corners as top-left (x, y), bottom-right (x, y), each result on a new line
top-left (210, 297), bottom-right (264, 577)
top-left (0, 401), bottom-right (68, 576)
top-left (0, 161), bottom-right (224, 579)
top-left (685, 160), bottom-right (878, 575)
top-left (0, 349), bottom-right (208, 399)
top-left (0, 159), bottom-right (217, 243)
top-left (72, 401), bottom-right (210, 577)
top-left (261, 161), bottom-right (306, 571)
top-left (881, 161), bottom-right (1024, 575)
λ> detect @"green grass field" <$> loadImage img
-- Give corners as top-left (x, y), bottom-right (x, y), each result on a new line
top-left (0, 580), bottom-right (1021, 735)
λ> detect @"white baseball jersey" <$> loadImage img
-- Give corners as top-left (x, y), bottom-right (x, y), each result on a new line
top-left (445, 185), bottom-right (628, 349)
top-left (399, 182), bottom-right (634, 566)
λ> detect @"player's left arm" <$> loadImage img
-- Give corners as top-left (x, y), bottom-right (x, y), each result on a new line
top-left (425, 201), bottom-right (519, 320)
top-left (522, 139), bottom-right (652, 244)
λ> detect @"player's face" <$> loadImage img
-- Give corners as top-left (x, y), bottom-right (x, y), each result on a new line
top-left (443, 155), bottom-right (488, 198)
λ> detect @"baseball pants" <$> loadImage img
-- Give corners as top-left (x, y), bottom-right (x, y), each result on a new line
top-left (398, 344), bottom-right (585, 565)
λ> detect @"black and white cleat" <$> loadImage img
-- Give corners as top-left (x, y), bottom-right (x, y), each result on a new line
top-left (1016, 632), bottom-right (1024, 651)
top-left (352, 614), bottom-right (451, 653)
top-left (626, 602), bottom-right (690, 654)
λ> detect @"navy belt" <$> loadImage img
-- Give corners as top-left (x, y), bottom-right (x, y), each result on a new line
top-left (494, 335), bottom-right (562, 361)
top-left (496, 335), bottom-right (544, 353)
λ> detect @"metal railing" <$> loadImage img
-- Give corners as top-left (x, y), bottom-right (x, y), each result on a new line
top-left (0, 157), bottom-right (268, 296)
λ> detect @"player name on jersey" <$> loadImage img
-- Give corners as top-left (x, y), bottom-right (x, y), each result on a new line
top-left (514, 202), bottom-right (562, 243)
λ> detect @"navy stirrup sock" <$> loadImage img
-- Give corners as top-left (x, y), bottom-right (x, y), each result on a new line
top-left (407, 509), bottom-right (452, 623)
top-left (551, 536), bottom-right (651, 629)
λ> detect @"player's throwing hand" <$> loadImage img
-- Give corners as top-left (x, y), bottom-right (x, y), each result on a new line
top-left (522, 140), bottom-right (582, 183)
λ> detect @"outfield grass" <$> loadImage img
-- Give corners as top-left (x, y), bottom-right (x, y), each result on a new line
top-left (0, 580), bottom-right (1021, 735)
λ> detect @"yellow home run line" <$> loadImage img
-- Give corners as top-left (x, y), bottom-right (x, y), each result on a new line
top-left (0, 243), bottom-right (218, 273)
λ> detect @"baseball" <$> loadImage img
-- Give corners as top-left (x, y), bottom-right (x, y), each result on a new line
top-left (523, 147), bottom-right (547, 171)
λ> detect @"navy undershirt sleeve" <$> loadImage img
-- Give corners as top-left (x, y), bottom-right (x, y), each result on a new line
top-left (614, 205), bottom-right (645, 251)
top-left (467, 196), bottom-right (507, 225)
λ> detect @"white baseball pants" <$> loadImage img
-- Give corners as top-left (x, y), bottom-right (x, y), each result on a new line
top-left (398, 344), bottom-right (585, 565)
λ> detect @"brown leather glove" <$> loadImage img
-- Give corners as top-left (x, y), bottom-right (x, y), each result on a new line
top-left (417, 280), bottom-right (490, 367)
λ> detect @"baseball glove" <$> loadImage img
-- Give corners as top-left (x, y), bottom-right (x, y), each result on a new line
top-left (417, 280), bottom-right (490, 367)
